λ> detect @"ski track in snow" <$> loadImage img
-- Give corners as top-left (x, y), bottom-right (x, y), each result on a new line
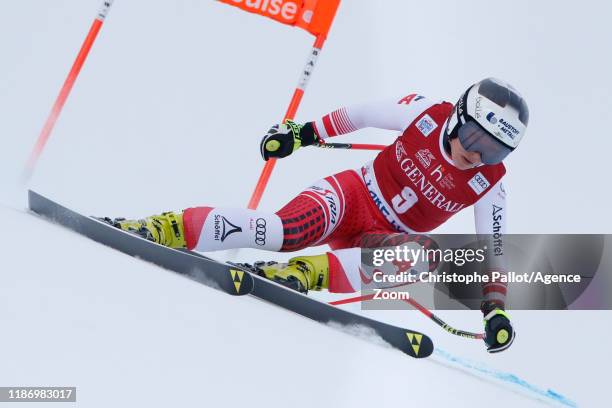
top-left (432, 348), bottom-right (577, 407)
top-left (326, 322), bottom-right (393, 349)
top-left (324, 310), bottom-right (577, 407)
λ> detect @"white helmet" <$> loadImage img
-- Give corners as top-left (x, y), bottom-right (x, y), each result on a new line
top-left (445, 78), bottom-right (530, 164)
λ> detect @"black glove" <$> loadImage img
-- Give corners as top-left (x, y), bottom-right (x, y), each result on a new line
top-left (260, 120), bottom-right (319, 161)
top-left (482, 301), bottom-right (516, 353)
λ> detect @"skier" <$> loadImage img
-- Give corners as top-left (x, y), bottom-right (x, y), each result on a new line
top-left (104, 77), bottom-right (528, 353)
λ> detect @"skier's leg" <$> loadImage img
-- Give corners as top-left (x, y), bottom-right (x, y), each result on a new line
top-left (259, 171), bottom-right (444, 293)
top-left (182, 207), bottom-right (284, 252)
top-left (103, 173), bottom-right (345, 253)
top-left (104, 207), bottom-right (285, 251)
top-left (103, 169), bottom-right (388, 293)
top-left (183, 172), bottom-right (353, 253)
top-left (257, 170), bottom-right (394, 293)
top-left (185, 169), bottom-right (355, 253)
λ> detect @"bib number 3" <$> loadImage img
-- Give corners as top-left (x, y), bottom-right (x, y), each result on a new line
top-left (391, 187), bottom-right (418, 214)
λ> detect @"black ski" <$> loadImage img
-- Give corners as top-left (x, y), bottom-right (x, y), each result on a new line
top-left (231, 260), bottom-right (434, 358)
top-left (28, 190), bottom-right (253, 296)
top-left (28, 190), bottom-right (433, 358)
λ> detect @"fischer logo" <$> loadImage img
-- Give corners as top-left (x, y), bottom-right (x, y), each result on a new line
top-left (468, 172), bottom-right (490, 195)
top-left (229, 0), bottom-right (299, 21)
top-left (492, 205), bottom-right (503, 256)
top-left (415, 149), bottom-right (435, 169)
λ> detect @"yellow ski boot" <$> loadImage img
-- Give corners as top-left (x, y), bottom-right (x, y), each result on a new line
top-left (100, 212), bottom-right (187, 249)
top-left (252, 254), bottom-right (330, 293)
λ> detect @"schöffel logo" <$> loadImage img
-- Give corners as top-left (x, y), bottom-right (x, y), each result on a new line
top-left (468, 172), bottom-right (490, 195)
top-left (486, 112), bottom-right (498, 124)
top-left (492, 205), bottom-right (503, 256)
top-left (416, 114), bottom-right (438, 137)
top-left (214, 215), bottom-right (242, 242)
top-left (254, 218), bottom-right (267, 246)
top-left (228, 0), bottom-right (300, 21)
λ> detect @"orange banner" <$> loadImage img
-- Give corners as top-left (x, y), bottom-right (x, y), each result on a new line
top-left (218, 0), bottom-right (340, 37)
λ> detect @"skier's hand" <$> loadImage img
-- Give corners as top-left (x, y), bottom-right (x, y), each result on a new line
top-left (482, 302), bottom-right (516, 353)
top-left (260, 120), bottom-right (319, 161)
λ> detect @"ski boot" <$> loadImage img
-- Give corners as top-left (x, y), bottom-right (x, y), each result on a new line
top-left (247, 254), bottom-right (330, 293)
top-left (99, 211), bottom-right (187, 248)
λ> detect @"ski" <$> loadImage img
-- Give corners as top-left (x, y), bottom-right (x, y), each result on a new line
top-left (27, 190), bottom-right (254, 296)
top-left (231, 260), bottom-right (434, 358)
top-left (28, 190), bottom-right (434, 358)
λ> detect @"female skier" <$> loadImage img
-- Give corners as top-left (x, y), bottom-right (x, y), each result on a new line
top-left (104, 77), bottom-right (528, 353)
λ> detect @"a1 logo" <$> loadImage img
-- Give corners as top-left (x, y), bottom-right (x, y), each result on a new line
top-left (391, 187), bottom-right (418, 214)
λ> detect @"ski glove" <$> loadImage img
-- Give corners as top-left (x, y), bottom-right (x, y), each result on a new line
top-left (482, 302), bottom-right (516, 353)
top-left (260, 120), bottom-right (320, 161)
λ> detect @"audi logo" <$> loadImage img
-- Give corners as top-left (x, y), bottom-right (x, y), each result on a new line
top-left (255, 218), bottom-right (267, 246)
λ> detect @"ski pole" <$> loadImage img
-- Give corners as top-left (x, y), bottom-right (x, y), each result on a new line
top-left (315, 142), bottom-right (386, 151)
top-left (329, 291), bottom-right (485, 340)
top-left (23, 0), bottom-right (115, 182)
top-left (248, 35), bottom-right (327, 210)
top-left (400, 297), bottom-right (485, 340)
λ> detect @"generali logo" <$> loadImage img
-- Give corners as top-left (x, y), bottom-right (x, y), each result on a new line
top-left (228, 0), bottom-right (301, 22)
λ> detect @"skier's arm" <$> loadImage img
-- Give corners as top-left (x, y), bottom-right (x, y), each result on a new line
top-left (312, 95), bottom-right (434, 140)
top-left (260, 94), bottom-right (433, 160)
top-left (473, 180), bottom-right (508, 308)
top-left (474, 180), bottom-right (506, 236)
top-left (474, 180), bottom-right (516, 353)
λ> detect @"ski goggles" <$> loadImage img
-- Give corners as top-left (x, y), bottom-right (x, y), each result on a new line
top-left (457, 120), bottom-right (513, 165)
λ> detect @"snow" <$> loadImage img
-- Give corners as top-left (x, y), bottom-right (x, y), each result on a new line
top-left (1, 203), bottom-right (600, 407)
top-left (2, 0), bottom-right (611, 407)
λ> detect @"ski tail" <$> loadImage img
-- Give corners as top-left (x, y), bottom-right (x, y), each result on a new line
top-left (28, 190), bottom-right (254, 296)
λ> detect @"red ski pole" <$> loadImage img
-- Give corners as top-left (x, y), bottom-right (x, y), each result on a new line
top-left (23, 0), bottom-right (115, 182)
